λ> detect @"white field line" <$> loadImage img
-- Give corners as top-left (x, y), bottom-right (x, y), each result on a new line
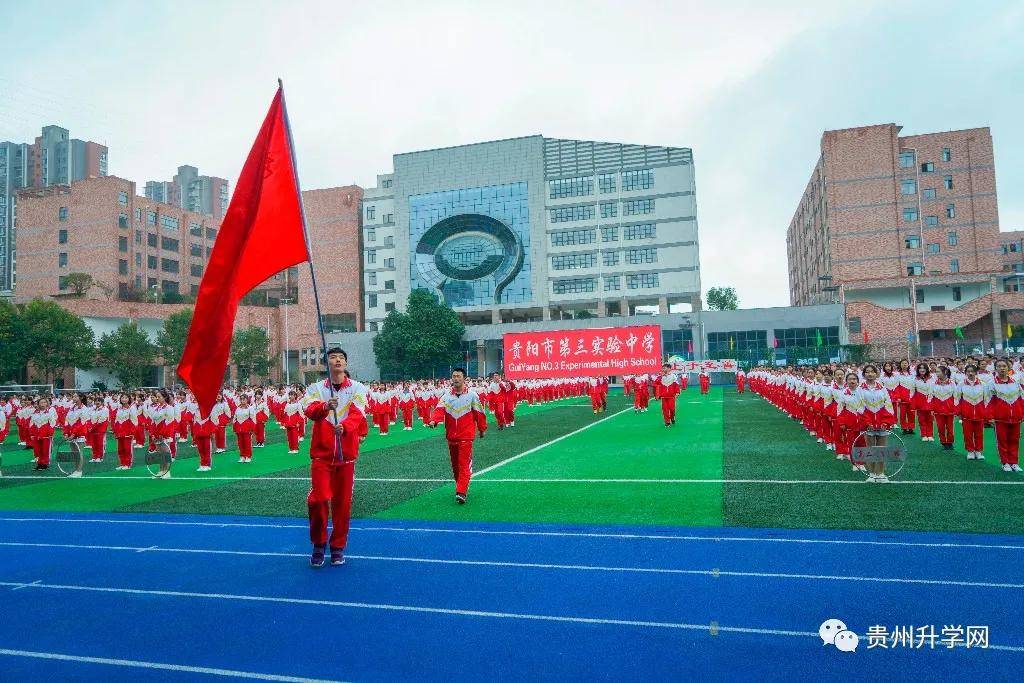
top-left (0, 541), bottom-right (1020, 590)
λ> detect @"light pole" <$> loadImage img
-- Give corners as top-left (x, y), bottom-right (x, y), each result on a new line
top-left (281, 296), bottom-right (292, 384)
top-left (149, 284), bottom-right (161, 305)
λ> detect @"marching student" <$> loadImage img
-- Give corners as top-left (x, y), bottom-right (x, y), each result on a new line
top-left (210, 394), bottom-right (231, 453)
top-left (284, 389), bottom-right (304, 453)
top-left (176, 391), bottom-right (193, 443)
top-left (192, 409), bottom-right (217, 472)
top-left (912, 363), bottom-right (935, 442)
top-left (487, 373), bottom-right (507, 429)
top-left (930, 366), bottom-right (959, 451)
top-left (429, 368), bottom-right (487, 505)
top-left (398, 383), bottom-right (416, 431)
top-left (633, 374), bottom-right (650, 413)
top-left (655, 363), bottom-right (681, 426)
top-left (303, 347), bottom-right (369, 568)
top-left (150, 390), bottom-right (178, 461)
top-left (232, 394), bottom-right (257, 463)
top-left (29, 396), bottom-right (58, 471)
top-left (959, 363), bottom-right (988, 461)
top-left (253, 389), bottom-right (269, 447)
top-left (988, 358), bottom-right (1023, 473)
top-left (698, 369), bottom-right (711, 395)
top-left (63, 393), bottom-right (88, 444)
top-left (501, 375), bottom-right (518, 427)
top-left (87, 395), bottom-right (109, 462)
top-left (111, 393), bottom-right (138, 470)
top-left (834, 371), bottom-right (866, 472)
top-left (588, 377), bottom-right (604, 414)
top-left (894, 359), bottom-right (916, 434)
top-left (735, 368), bottom-right (746, 394)
top-left (859, 364), bottom-right (896, 482)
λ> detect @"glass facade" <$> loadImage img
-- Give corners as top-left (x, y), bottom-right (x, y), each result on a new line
top-left (409, 182), bottom-right (532, 307)
top-left (708, 330), bottom-right (767, 353)
top-left (773, 326), bottom-right (840, 348)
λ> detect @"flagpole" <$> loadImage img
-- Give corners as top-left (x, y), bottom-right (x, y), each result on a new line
top-left (277, 79), bottom-right (329, 365)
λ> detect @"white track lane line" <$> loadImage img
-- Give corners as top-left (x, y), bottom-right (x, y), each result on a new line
top-left (0, 541), bottom-right (1019, 590)
top-left (0, 648), bottom-right (342, 682)
top-left (2, 516), bottom-right (1022, 551)
top-left (2, 580), bottom-right (1021, 652)
top-left (473, 407), bottom-right (631, 477)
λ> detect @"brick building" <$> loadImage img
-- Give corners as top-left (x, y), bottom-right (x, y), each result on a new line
top-left (787, 123), bottom-right (1022, 353)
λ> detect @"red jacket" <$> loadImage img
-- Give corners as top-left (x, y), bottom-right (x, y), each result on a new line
top-left (303, 378), bottom-right (369, 462)
top-left (656, 377), bottom-right (680, 399)
top-left (431, 388), bottom-right (488, 441)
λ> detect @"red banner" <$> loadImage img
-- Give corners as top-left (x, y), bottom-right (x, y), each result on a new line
top-left (502, 325), bottom-right (662, 379)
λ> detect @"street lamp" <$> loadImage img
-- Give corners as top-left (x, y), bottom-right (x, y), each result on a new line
top-left (149, 284), bottom-right (161, 304)
top-left (280, 296), bottom-right (292, 384)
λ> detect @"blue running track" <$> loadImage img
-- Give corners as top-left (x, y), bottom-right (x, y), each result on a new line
top-left (0, 512), bottom-right (1020, 680)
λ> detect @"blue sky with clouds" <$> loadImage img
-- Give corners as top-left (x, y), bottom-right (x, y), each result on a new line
top-left (1, 0), bottom-right (1021, 308)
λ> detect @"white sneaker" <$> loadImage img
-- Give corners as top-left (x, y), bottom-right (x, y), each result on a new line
top-left (238, 457), bottom-right (245, 463)
top-left (826, 443), bottom-right (835, 451)
top-left (1012, 464), bottom-right (1023, 473)
top-left (116, 465), bottom-right (129, 470)
top-left (89, 458), bottom-right (102, 463)
top-left (68, 470), bottom-right (82, 478)
top-left (1003, 464), bottom-right (1013, 472)
top-left (976, 453), bottom-right (985, 460)
top-left (966, 453), bottom-right (976, 461)
top-left (288, 450), bottom-right (299, 454)
top-left (216, 449), bottom-right (225, 453)
top-left (178, 437), bottom-right (187, 443)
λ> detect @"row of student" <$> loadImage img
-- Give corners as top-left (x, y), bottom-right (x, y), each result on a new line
top-left (748, 360), bottom-right (1024, 475)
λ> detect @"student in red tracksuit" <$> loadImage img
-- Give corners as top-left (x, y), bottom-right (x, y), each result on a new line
top-left (987, 359), bottom-right (1023, 473)
top-left (211, 395), bottom-right (230, 453)
top-left (488, 373), bottom-right (507, 429)
top-left (894, 359), bottom-right (916, 434)
top-left (192, 411), bottom-right (217, 471)
top-left (176, 391), bottom-right (193, 443)
top-left (699, 370), bottom-right (711, 395)
top-left (930, 367), bottom-right (959, 450)
top-left (656, 364), bottom-right (681, 426)
top-left (253, 390), bottom-right (269, 447)
top-left (429, 368), bottom-right (487, 505)
top-left (398, 385), bottom-right (416, 430)
top-left (304, 349), bottom-right (369, 568)
top-left (958, 363), bottom-right (988, 462)
top-left (912, 363), bottom-right (935, 441)
top-left (633, 376), bottom-right (649, 413)
top-left (233, 395), bottom-right (257, 463)
top-left (735, 369), bottom-right (746, 394)
top-left (501, 377), bottom-right (518, 427)
top-left (111, 394), bottom-right (138, 469)
top-left (284, 389), bottom-right (304, 453)
top-left (588, 377), bottom-right (604, 413)
top-left (30, 397), bottom-right (57, 470)
top-left (834, 372), bottom-right (865, 470)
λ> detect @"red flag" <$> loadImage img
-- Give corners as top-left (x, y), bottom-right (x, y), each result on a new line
top-left (178, 86), bottom-right (308, 416)
top-left (863, 329), bottom-right (871, 343)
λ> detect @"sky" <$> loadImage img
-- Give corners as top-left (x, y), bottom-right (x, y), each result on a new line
top-left (1, 0), bottom-right (1022, 308)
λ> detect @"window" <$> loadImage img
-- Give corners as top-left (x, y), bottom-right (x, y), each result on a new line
top-left (952, 287), bottom-right (962, 303)
top-left (1015, 263), bottom-right (1024, 273)
top-left (384, 302), bottom-right (395, 313)
top-left (598, 173), bottom-right (616, 193)
top-left (384, 279), bottom-right (394, 291)
top-left (848, 317), bottom-right (862, 333)
top-left (603, 251), bottom-right (619, 267)
top-left (147, 233), bottom-right (157, 248)
top-left (384, 257), bottom-right (395, 268)
top-left (118, 236), bottom-right (128, 252)
top-left (160, 215), bottom-right (179, 230)
top-left (922, 188), bottom-right (936, 199)
top-left (368, 293), bottom-right (378, 308)
top-left (136, 208), bottom-right (142, 220)
top-left (624, 223), bottom-right (656, 240)
top-left (58, 276), bottom-right (69, 291)
top-left (58, 206), bottom-right (68, 221)
top-left (947, 231), bottom-right (958, 246)
top-left (916, 288), bottom-right (925, 303)
top-left (550, 205), bottom-right (595, 223)
top-left (623, 199), bottom-right (655, 215)
top-left (900, 179), bottom-right (917, 195)
top-left (190, 243), bottom-right (202, 257)
top-left (552, 278), bottom-right (595, 294)
top-left (118, 213), bottom-right (128, 228)
top-left (904, 235), bottom-right (920, 249)
top-left (903, 207), bottom-right (918, 222)
top-left (927, 243), bottom-right (940, 254)
top-left (898, 151), bottom-right (915, 168)
top-left (621, 169), bottom-right (653, 191)
top-left (118, 259), bottom-right (128, 275)
top-left (147, 255), bottom-right (158, 269)
top-left (550, 229), bottom-right (596, 246)
top-left (604, 275), bottom-right (620, 291)
top-left (365, 206), bottom-right (376, 220)
top-left (59, 253), bottom-right (68, 268)
top-left (626, 247), bottom-right (657, 264)
top-left (920, 162), bottom-right (934, 173)
top-left (707, 330), bottom-right (769, 353)
top-left (381, 179), bottom-right (393, 189)
top-left (189, 222), bottom-right (202, 236)
top-left (384, 236), bottom-right (394, 247)
top-left (206, 228), bottom-right (217, 240)
top-left (549, 176), bottom-right (594, 199)
top-left (627, 273), bottom-right (659, 289)
top-left (190, 285), bottom-right (199, 297)
top-left (58, 229), bottom-right (67, 244)
top-left (924, 215), bottom-right (938, 226)
top-left (942, 147), bottom-right (952, 162)
top-left (190, 264), bottom-right (203, 277)
top-left (162, 280), bottom-right (179, 295)
top-left (135, 253), bottom-right (141, 267)
top-left (950, 259), bottom-right (960, 274)
top-left (366, 250), bottom-right (376, 265)
top-left (600, 202), bottom-right (618, 218)
top-left (118, 191), bottom-right (128, 206)
top-left (1013, 243), bottom-right (1022, 253)
top-left (773, 326), bottom-right (841, 349)
top-left (366, 229), bottom-right (376, 242)
top-left (943, 175), bottom-right (953, 190)
top-left (907, 262), bottom-right (924, 276)
top-left (551, 253), bottom-right (597, 270)
top-left (161, 258), bottom-right (179, 273)
top-left (135, 230), bottom-right (141, 244)
top-left (601, 226), bottom-right (619, 242)
top-left (161, 237), bottom-right (179, 251)
top-left (383, 213), bottom-right (393, 224)
top-left (368, 272), bottom-right (377, 286)
top-left (946, 203), bottom-right (955, 219)
top-left (147, 211), bottom-right (157, 225)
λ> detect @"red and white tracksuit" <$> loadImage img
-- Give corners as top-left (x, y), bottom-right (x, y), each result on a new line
top-left (988, 377), bottom-right (1022, 465)
top-left (929, 380), bottom-right (959, 446)
top-left (233, 406), bottom-right (257, 459)
top-left (655, 375), bottom-right (680, 425)
top-left (959, 379), bottom-right (987, 454)
top-left (29, 408), bottom-right (57, 466)
top-left (192, 415), bottom-right (216, 467)
top-left (912, 377), bottom-right (935, 439)
top-left (431, 388), bottom-right (488, 497)
top-left (111, 406), bottom-right (138, 467)
top-left (699, 372), bottom-right (711, 395)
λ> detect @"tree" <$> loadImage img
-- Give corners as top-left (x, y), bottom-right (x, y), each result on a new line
top-left (0, 300), bottom-right (28, 382)
top-left (64, 272), bottom-right (95, 296)
top-left (97, 321), bottom-right (157, 388)
top-left (373, 289), bottom-right (465, 378)
top-left (707, 286), bottom-right (739, 311)
top-left (231, 326), bottom-right (271, 383)
top-left (157, 308), bottom-right (194, 370)
top-left (20, 299), bottom-right (95, 384)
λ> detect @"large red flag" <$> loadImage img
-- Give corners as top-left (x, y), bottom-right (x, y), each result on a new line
top-left (177, 86), bottom-right (309, 416)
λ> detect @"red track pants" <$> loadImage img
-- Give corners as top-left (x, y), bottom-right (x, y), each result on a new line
top-left (401, 408), bottom-right (414, 428)
top-left (116, 436), bottom-right (133, 467)
top-left (236, 432), bottom-right (252, 458)
top-left (447, 439), bottom-right (474, 495)
top-left (215, 426), bottom-right (226, 451)
top-left (255, 423), bottom-right (266, 446)
top-left (286, 426), bottom-right (301, 451)
top-left (33, 437), bottom-right (52, 466)
top-left (917, 410), bottom-right (934, 438)
top-left (89, 431), bottom-right (105, 459)
top-left (897, 402), bottom-right (915, 431)
top-left (195, 436), bottom-right (212, 467)
top-left (307, 459), bottom-right (355, 549)
top-left (994, 421), bottom-right (1021, 465)
top-left (934, 413), bottom-right (955, 445)
top-left (962, 419), bottom-right (985, 453)
top-left (661, 396), bottom-right (676, 425)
